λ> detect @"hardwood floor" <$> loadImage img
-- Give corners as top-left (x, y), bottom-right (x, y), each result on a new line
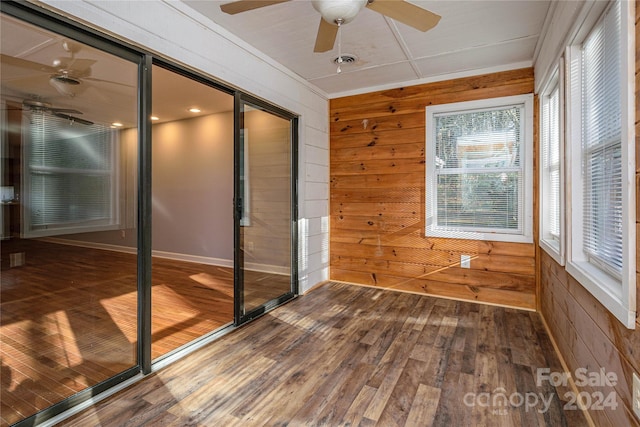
top-left (0, 239), bottom-right (290, 427)
top-left (58, 282), bottom-right (588, 427)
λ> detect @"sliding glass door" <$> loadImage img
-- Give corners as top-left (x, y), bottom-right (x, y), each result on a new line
top-left (150, 64), bottom-right (235, 361)
top-left (235, 97), bottom-right (297, 323)
top-left (1, 3), bottom-right (298, 425)
top-left (1, 8), bottom-right (141, 426)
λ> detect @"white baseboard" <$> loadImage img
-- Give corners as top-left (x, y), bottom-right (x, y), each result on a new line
top-left (39, 237), bottom-right (137, 255)
top-left (152, 249), bottom-right (233, 269)
top-left (38, 237), bottom-right (290, 276)
top-left (244, 261), bottom-right (290, 276)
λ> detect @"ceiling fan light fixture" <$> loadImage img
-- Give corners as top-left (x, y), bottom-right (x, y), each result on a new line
top-left (312, 0), bottom-right (367, 25)
top-left (51, 73), bottom-right (81, 85)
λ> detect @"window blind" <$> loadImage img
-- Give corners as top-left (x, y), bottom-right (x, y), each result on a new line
top-left (581, 0), bottom-right (622, 276)
top-left (28, 111), bottom-right (116, 230)
top-left (434, 106), bottom-right (523, 233)
top-left (542, 85), bottom-right (561, 240)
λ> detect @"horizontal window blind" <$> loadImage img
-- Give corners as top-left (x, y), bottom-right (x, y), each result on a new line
top-left (581, 0), bottom-right (622, 277)
top-left (28, 111), bottom-right (116, 230)
top-left (542, 85), bottom-right (561, 239)
top-left (434, 106), bottom-right (523, 233)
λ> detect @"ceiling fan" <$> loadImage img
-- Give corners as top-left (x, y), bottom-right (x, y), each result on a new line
top-left (17, 99), bottom-right (94, 126)
top-left (1, 40), bottom-right (124, 98)
top-left (220, 0), bottom-right (441, 53)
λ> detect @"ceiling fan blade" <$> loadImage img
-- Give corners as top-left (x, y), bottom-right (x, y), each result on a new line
top-left (1, 53), bottom-right (57, 73)
top-left (50, 107), bottom-right (83, 115)
top-left (22, 100), bottom-right (84, 115)
top-left (314, 18), bottom-right (339, 53)
top-left (366, 0), bottom-right (441, 32)
top-left (62, 58), bottom-right (96, 74)
top-left (53, 112), bottom-right (94, 126)
top-left (220, 0), bottom-right (290, 15)
top-left (84, 77), bottom-right (135, 88)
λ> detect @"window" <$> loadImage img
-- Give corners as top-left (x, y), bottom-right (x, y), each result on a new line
top-left (426, 94), bottom-right (533, 243)
top-left (24, 110), bottom-right (120, 236)
top-left (566, 0), bottom-right (635, 328)
top-left (540, 66), bottom-right (565, 264)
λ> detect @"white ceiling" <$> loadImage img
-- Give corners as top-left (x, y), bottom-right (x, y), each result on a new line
top-left (1, 13), bottom-right (234, 127)
top-left (2, 0), bottom-right (551, 125)
top-left (183, 0), bottom-right (551, 98)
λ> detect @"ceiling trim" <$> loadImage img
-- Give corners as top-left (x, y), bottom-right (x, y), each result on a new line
top-left (532, 0), bottom-right (558, 67)
top-left (385, 17), bottom-right (421, 79)
top-left (327, 60), bottom-right (533, 99)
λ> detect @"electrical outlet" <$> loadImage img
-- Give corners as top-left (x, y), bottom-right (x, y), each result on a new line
top-left (461, 254), bottom-right (471, 269)
top-left (9, 252), bottom-right (25, 268)
top-left (247, 241), bottom-right (254, 251)
top-left (633, 372), bottom-right (640, 420)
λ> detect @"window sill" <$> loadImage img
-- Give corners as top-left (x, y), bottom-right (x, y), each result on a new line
top-left (540, 238), bottom-right (564, 266)
top-left (426, 227), bottom-right (533, 244)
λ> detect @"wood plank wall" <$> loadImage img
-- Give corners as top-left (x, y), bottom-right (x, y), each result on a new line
top-left (329, 68), bottom-right (536, 310)
top-left (539, 3), bottom-right (640, 426)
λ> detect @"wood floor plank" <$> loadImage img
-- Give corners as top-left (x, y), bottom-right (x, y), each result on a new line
top-left (404, 384), bottom-right (441, 427)
top-left (376, 356), bottom-right (428, 427)
top-left (56, 282), bottom-right (588, 427)
top-left (341, 384), bottom-right (378, 426)
top-left (244, 307), bottom-right (372, 422)
top-left (363, 329), bottom-right (422, 422)
top-left (309, 361), bottom-right (378, 426)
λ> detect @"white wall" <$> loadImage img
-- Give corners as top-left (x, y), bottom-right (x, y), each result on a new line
top-left (37, 0), bottom-right (330, 293)
top-left (152, 113), bottom-right (234, 261)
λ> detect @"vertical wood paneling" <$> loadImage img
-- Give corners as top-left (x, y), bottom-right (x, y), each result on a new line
top-left (540, 4), bottom-right (640, 425)
top-left (329, 69), bottom-right (536, 310)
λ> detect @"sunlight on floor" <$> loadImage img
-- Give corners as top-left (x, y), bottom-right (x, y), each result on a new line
top-left (189, 273), bottom-right (234, 298)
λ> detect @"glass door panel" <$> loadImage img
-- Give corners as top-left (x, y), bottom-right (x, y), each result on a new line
top-left (237, 100), bottom-right (295, 322)
top-left (1, 13), bottom-right (139, 425)
top-left (150, 65), bottom-right (235, 360)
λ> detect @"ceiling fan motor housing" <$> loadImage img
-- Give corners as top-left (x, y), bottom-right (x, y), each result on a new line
top-left (51, 73), bottom-right (81, 85)
top-left (312, 0), bottom-right (368, 25)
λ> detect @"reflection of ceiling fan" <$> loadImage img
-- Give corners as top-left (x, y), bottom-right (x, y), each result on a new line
top-left (20, 99), bottom-right (94, 126)
top-left (1, 40), bottom-right (125, 98)
top-left (220, 0), bottom-right (441, 53)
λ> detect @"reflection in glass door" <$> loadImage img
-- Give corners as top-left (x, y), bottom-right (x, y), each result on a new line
top-left (151, 65), bottom-right (235, 361)
top-left (0, 11), bottom-right (139, 426)
top-left (236, 99), bottom-right (296, 323)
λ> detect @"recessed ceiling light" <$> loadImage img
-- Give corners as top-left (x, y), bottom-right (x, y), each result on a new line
top-left (112, 122), bottom-right (123, 127)
top-left (151, 116), bottom-right (159, 121)
top-left (188, 108), bottom-right (201, 113)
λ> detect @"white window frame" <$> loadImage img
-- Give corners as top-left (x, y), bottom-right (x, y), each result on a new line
top-left (425, 94), bottom-right (534, 243)
top-left (565, 0), bottom-right (636, 328)
top-left (539, 63), bottom-right (565, 265)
